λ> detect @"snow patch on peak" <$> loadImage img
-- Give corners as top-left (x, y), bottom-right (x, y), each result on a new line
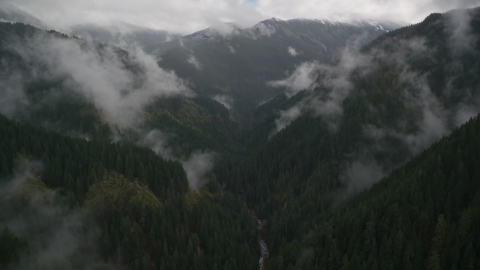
top-left (287, 18), bottom-right (340, 25)
top-left (185, 23), bottom-right (240, 40)
top-left (366, 20), bottom-right (386, 31)
top-left (247, 22), bottom-right (277, 38)
top-left (188, 28), bottom-right (222, 39)
top-left (343, 19), bottom-right (400, 31)
top-left (285, 18), bottom-right (398, 31)
top-left (270, 17), bottom-right (284, 22)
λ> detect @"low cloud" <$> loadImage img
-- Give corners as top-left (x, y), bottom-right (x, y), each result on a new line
top-left (447, 9), bottom-right (476, 55)
top-left (288, 46), bottom-right (298, 56)
top-left (181, 151), bottom-right (216, 191)
top-left (269, 16), bottom-right (480, 194)
top-left (341, 159), bottom-right (384, 195)
top-left (0, 72), bottom-right (28, 119)
top-left (0, 31), bottom-right (192, 129)
top-left (0, 159), bottom-right (104, 270)
top-left (268, 61), bottom-right (319, 98)
top-left (270, 102), bottom-right (304, 137)
top-left (0, 27), bottom-right (222, 189)
top-left (213, 94), bottom-right (234, 110)
top-left (141, 131), bottom-right (218, 191)
top-left (139, 129), bottom-right (173, 158)
top-left (187, 54), bottom-right (202, 70)
top-left (454, 103), bottom-right (480, 126)
top-left (269, 37), bottom-right (373, 134)
top-left (2, 0), bottom-right (479, 37)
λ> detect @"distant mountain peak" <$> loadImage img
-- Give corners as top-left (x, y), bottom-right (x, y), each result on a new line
top-left (184, 27), bottom-right (223, 39)
top-left (70, 22), bottom-right (180, 48)
top-left (181, 16), bottom-right (402, 42)
top-left (270, 17), bottom-right (285, 22)
top-left (184, 22), bottom-right (242, 39)
top-left (247, 20), bottom-right (279, 38)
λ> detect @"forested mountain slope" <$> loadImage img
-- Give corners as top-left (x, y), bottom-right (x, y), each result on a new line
top-left (1, 6), bottom-right (480, 270)
top-left (0, 114), bottom-right (259, 270)
top-left (0, 22), bottom-right (241, 157)
top-left (270, 114), bottom-right (480, 269)
top-left (214, 7), bottom-right (480, 267)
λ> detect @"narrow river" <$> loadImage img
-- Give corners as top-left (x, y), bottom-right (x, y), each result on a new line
top-left (257, 219), bottom-right (269, 270)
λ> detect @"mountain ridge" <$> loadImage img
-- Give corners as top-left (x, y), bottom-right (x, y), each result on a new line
top-left (1, 6), bottom-right (480, 270)
top-left (183, 17), bottom-right (402, 40)
top-left (0, 3), bottom-right (47, 29)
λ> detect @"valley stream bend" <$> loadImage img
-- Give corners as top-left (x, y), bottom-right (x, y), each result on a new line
top-left (257, 219), bottom-right (269, 270)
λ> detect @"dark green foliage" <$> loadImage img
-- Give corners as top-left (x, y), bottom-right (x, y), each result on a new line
top-left (214, 7), bottom-right (480, 269)
top-left (0, 227), bottom-right (27, 267)
top-left (0, 114), bottom-right (188, 201)
top-left (144, 96), bottom-right (243, 156)
top-left (95, 190), bottom-right (258, 270)
top-left (0, 22), bottom-right (242, 155)
top-left (1, 7), bottom-right (480, 270)
top-left (274, 115), bottom-right (480, 269)
top-left (0, 114), bottom-right (259, 270)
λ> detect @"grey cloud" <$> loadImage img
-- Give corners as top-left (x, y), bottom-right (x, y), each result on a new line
top-left (454, 103), bottom-right (480, 126)
top-left (181, 151), bottom-right (216, 191)
top-left (432, 0), bottom-right (479, 10)
top-left (401, 77), bottom-right (447, 153)
top-left (267, 61), bottom-right (319, 98)
top-left (0, 72), bottom-right (28, 118)
top-left (288, 46), bottom-right (299, 56)
top-left (140, 130), bottom-right (219, 191)
top-left (213, 94), bottom-right (234, 110)
top-left (270, 102), bottom-right (304, 137)
top-left (7, 0), bottom-right (264, 35)
top-left (1, 32), bottom-right (192, 129)
top-left (272, 25), bottom-right (480, 194)
top-left (341, 159), bottom-right (385, 195)
top-left (0, 159), bottom-right (104, 270)
top-left (2, 0), bottom-right (479, 37)
top-left (139, 129), bottom-right (173, 158)
top-left (5, 0), bottom-right (478, 38)
top-left (347, 34), bottom-right (479, 192)
top-left (187, 54), bottom-right (202, 70)
top-left (447, 8), bottom-right (477, 55)
top-left (309, 36), bottom-right (375, 120)
top-left (269, 37), bottom-right (374, 134)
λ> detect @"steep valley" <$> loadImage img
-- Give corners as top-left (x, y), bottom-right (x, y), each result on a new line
top-left (1, 5), bottom-right (480, 270)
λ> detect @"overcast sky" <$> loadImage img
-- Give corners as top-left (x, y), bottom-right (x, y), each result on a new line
top-left (4, 0), bottom-right (479, 34)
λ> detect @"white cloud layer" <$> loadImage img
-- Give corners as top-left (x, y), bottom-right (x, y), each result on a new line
top-left (288, 46), bottom-right (298, 56)
top-left (3, 0), bottom-right (479, 34)
top-left (0, 32), bottom-right (192, 128)
top-left (268, 61), bottom-right (318, 97)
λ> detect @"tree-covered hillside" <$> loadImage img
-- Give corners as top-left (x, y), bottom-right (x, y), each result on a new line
top-left (270, 114), bottom-right (480, 270)
top-left (0, 114), bottom-right (259, 270)
top-left (1, 6), bottom-right (480, 270)
top-left (214, 7), bottom-right (480, 268)
top-left (0, 22), bottom-right (242, 157)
